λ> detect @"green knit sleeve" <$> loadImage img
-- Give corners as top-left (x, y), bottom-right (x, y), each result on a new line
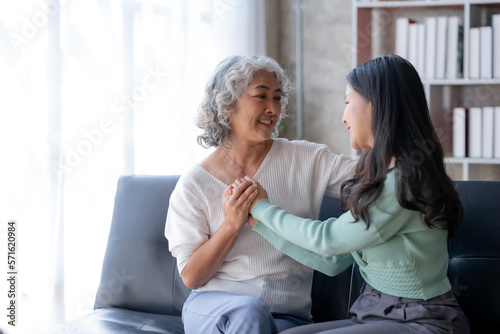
top-left (253, 222), bottom-right (354, 276)
top-left (251, 173), bottom-right (412, 257)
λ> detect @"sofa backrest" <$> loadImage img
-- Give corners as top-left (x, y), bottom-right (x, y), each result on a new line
top-left (310, 196), bottom-right (351, 322)
top-left (94, 175), bottom-right (190, 315)
top-left (447, 181), bottom-right (500, 333)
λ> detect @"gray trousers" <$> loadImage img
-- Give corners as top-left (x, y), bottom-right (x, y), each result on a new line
top-left (280, 283), bottom-right (470, 334)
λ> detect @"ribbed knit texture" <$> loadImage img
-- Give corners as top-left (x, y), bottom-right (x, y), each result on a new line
top-left (253, 169), bottom-right (452, 300)
top-left (165, 138), bottom-right (355, 316)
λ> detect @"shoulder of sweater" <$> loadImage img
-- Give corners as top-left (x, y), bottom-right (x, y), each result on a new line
top-left (272, 138), bottom-right (342, 158)
top-left (174, 165), bottom-right (216, 197)
top-left (275, 137), bottom-right (329, 150)
top-left (371, 172), bottom-right (401, 211)
top-left (373, 171), bottom-right (421, 226)
top-left (381, 169), bottom-right (398, 192)
top-left (179, 165), bottom-right (209, 183)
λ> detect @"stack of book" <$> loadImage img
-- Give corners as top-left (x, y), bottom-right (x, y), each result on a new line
top-left (394, 14), bottom-right (500, 80)
top-left (470, 14), bottom-right (500, 79)
top-left (453, 106), bottom-right (500, 159)
top-left (395, 15), bottom-right (463, 79)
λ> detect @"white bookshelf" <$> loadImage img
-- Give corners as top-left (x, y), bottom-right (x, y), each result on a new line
top-left (352, 0), bottom-right (500, 180)
top-left (445, 157), bottom-right (500, 179)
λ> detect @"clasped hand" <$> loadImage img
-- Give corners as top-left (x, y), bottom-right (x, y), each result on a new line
top-left (222, 176), bottom-right (268, 228)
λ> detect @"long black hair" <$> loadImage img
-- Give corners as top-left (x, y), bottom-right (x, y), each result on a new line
top-left (340, 55), bottom-right (462, 239)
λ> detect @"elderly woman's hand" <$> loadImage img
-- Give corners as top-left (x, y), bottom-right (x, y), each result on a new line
top-left (222, 179), bottom-right (258, 232)
top-left (231, 176), bottom-right (269, 227)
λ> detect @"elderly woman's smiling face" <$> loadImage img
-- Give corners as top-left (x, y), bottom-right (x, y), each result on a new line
top-left (229, 70), bottom-right (282, 145)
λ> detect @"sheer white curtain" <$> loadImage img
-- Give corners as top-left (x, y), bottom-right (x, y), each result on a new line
top-left (0, 0), bottom-right (265, 332)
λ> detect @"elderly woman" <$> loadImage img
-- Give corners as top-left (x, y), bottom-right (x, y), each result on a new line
top-left (165, 55), bottom-right (356, 334)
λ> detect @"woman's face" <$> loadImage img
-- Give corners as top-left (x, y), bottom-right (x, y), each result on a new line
top-left (342, 84), bottom-right (374, 149)
top-left (229, 70), bottom-right (282, 144)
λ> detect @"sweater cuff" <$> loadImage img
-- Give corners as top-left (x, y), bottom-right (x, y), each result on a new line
top-left (252, 198), bottom-right (272, 219)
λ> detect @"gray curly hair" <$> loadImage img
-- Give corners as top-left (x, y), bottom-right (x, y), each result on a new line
top-left (196, 55), bottom-right (292, 148)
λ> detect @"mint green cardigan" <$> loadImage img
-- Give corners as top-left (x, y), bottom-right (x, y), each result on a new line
top-left (252, 170), bottom-right (451, 300)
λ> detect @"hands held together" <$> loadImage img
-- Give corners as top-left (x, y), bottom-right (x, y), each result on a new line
top-left (222, 176), bottom-right (268, 229)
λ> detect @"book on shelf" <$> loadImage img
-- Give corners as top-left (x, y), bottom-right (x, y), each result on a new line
top-left (482, 106), bottom-right (494, 159)
top-left (425, 16), bottom-right (437, 79)
top-left (480, 26), bottom-right (493, 79)
top-left (468, 107), bottom-right (482, 158)
top-left (408, 23), bottom-right (425, 76)
top-left (469, 27), bottom-right (480, 79)
top-left (452, 107), bottom-right (467, 158)
top-left (394, 17), bottom-right (415, 60)
top-left (392, 15), bottom-right (498, 81)
top-left (454, 106), bottom-right (500, 159)
top-left (417, 23), bottom-right (425, 77)
top-left (493, 14), bottom-right (500, 79)
top-left (435, 16), bottom-right (448, 79)
top-left (495, 107), bottom-right (500, 158)
top-left (408, 23), bottom-right (418, 71)
top-left (446, 16), bottom-right (463, 79)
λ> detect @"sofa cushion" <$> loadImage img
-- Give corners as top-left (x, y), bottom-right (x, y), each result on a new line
top-left (48, 308), bottom-right (185, 334)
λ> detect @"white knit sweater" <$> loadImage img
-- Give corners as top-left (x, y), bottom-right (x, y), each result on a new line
top-left (165, 138), bottom-right (355, 317)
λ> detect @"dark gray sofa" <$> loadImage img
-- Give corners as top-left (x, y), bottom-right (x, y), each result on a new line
top-left (50, 175), bottom-right (500, 333)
